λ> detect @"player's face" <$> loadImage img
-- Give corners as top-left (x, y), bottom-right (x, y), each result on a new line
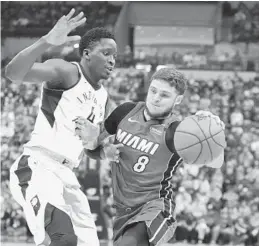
top-left (145, 79), bottom-right (182, 118)
top-left (88, 38), bottom-right (117, 81)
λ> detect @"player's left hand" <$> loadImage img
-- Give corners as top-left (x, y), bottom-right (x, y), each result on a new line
top-left (73, 116), bottom-right (101, 149)
top-left (195, 110), bottom-right (225, 130)
top-left (102, 141), bottom-right (124, 163)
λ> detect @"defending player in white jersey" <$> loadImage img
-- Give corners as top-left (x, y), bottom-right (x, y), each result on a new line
top-left (5, 8), bottom-right (117, 246)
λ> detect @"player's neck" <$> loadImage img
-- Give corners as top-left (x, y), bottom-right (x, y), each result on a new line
top-left (143, 109), bottom-right (152, 121)
top-left (79, 61), bottom-right (101, 90)
top-left (143, 109), bottom-right (172, 122)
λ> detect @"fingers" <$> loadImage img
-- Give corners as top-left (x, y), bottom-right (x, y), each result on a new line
top-left (74, 117), bottom-right (91, 126)
top-left (71, 11), bottom-right (84, 22)
top-left (71, 17), bottom-right (86, 29)
top-left (111, 144), bottom-right (123, 163)
top-left (65, 9), bottom-right (86, 32)
top-left (73, 116), bottom-right (85, 123)
top-left (196, 110), bottom-right (212, 117)
top-left (74, 128), bottom-right (82, 139)
top-left (210, 115), bottom-right (225, 130)
top-left (195, 111), bottom-right (225, 130)
top-left (66, 8), bottom-right (76, 20)
top-left (108, 135), bottom-right (116, 143)
top-left (114, 143), bottom-right (124, 149)
top-left (67, 35), bottom-right (81, 43)
top-left (103, 142), bottom-right (123, 163)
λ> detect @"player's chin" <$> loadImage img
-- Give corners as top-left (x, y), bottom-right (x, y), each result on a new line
top-left (147, 106), bottom-right (164, 118)
top-left (103, 69), bottom-right (112, 79)
top-left (100, 73), bottom-right (109, 80)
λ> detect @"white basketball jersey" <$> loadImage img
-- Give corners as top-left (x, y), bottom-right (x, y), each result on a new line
top-left (24, 62), bottom-right (108, 167)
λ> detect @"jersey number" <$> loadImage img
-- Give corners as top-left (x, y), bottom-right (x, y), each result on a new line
top-left (133, 156), bottom-right (150, 173)
top-left (87, 107), bottom-right (96, 123)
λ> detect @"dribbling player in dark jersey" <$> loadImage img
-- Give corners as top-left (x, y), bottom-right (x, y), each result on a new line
top-left (76, 68), bottom-right (225, 246)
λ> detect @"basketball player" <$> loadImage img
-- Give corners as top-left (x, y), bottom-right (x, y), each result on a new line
top-left (76, 68), bottom-right (225, 246)
top-left (5, 9), bottom-right (117, 246)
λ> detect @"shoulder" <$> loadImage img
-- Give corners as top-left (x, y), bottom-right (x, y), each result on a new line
top-left (104, 102), bottom-right (137, 134)
top-left (108, 101), bottom-right (137, 120)
top-left (115, 101), bottom-right (137, 114)
top-left (44, 59), bottom-right (74, 71)
top-left (44, 59), bottom-right (79, 89)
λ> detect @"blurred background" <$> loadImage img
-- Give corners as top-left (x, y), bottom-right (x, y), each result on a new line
top-left (1, 1), bottom-right (259, 245)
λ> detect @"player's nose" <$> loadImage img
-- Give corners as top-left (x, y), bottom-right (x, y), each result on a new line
top-left (153, 94), bottom-right (161, 103)
top-left (108, 55), bottom-right (115, 66)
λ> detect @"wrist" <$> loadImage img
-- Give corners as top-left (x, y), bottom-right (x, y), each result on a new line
top-left (100, 145), bottom-right (106, 160)
top-left (41, 35), bottom-right (56, 47)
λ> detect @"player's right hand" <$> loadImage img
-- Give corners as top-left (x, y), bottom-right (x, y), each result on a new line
top-left (43, 8), bottom-right (86, 46)
top-left (74, 116), bottom-right (101, 150)
top-left (102, 142), bottom-right (124, 163)
top-left (195, 110), bottom-right (225, 130)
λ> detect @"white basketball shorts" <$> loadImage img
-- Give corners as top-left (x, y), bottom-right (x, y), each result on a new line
top-left (9, 151), bottom-right (99, 246)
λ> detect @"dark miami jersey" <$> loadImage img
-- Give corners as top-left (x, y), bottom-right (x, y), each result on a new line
top-left (104, 102), bottom-right (183, 207)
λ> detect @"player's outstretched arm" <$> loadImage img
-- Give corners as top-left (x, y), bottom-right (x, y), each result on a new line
top-left (79, 102), bottom-right (136, 161)
top-left (5, 8), bottom-right (86, 84)
top-left (74, 117), bottom-right (122, 161)
top-left (85, 136), bottom-right (123, 162)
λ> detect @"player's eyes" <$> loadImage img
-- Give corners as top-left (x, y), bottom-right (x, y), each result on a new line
top-left (103, 51), bottom-right (109, 56)
top-left (161, 94), bottom-right (169, 98)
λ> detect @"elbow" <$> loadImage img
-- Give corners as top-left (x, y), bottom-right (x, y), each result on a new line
top-left (4, 64), bottom-right (12, 80)
top-left (5, 63), bottom-right (21, 83)
top-left (5, 64), bottom-right (15, 81)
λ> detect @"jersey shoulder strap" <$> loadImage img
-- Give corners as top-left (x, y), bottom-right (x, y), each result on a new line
top-left (163, 114), bottom-right (181, 129)
top-left (122, 101), bottom-right (145, 120)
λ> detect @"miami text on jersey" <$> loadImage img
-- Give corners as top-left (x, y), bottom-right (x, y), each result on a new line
top-left (116, 129), bottom-right (160, 155)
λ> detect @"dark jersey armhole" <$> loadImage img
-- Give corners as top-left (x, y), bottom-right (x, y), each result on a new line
top-left (165, 121), bottom-right (181, 153)
top-left (104, 102), bottom-right (137, 134)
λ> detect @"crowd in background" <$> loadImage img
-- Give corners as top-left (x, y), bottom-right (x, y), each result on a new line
top-left (1, 1), bottom-right (121, 36)
top-left (1, 54), bottom-right (259, 244)
top-left (2, 1), bottom-right (259, 72)
top-left (130, 47), bottom-right (248, 72)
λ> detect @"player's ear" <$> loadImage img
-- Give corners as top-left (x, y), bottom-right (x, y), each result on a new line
top-left (175, 95), bottom-right (183, 105)
top-left (83, 49), bottom-right (91, 60)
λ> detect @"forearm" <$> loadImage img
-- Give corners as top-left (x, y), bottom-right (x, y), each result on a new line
top-left (5, 37), bottom-right (52, 82)
top-left (84, 145), bottom-right (105, 160)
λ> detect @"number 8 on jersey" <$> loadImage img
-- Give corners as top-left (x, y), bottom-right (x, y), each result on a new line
top-left (133, 155), bottom-right (150, 173)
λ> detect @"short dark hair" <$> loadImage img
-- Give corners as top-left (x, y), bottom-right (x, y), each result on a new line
top-left (79, 27), bottom-right (115, 56)
top-left (151, 68), bottom-right (188, 95)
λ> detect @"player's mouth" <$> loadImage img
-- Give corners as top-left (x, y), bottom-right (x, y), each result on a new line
top-left (106, 67), bottom-right (113, 73)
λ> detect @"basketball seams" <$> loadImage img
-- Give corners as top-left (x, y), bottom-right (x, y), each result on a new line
top-left (192, 140), bottom-right (203, 164)
top-left (174, 130), bottom-right (202, 164)
top-left (175, 130), bottom-right (202, 141)
top-left (209, 118), bottom-right (225, 148)
top-left (190, 117), bottom-right (213, 162)
top-left (175, 129), bottom-right (223, 151)
top-left (175, 116), bottom-right (225, 165)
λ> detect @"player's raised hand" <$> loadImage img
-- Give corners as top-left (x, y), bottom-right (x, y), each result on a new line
top-left (43, 8), bottom-right (86, 46)
top-left (195, 110), bottom-right (225, 130)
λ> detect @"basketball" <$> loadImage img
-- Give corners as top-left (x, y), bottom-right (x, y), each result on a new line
top-left (174, 115), bottom-right (226, 165)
